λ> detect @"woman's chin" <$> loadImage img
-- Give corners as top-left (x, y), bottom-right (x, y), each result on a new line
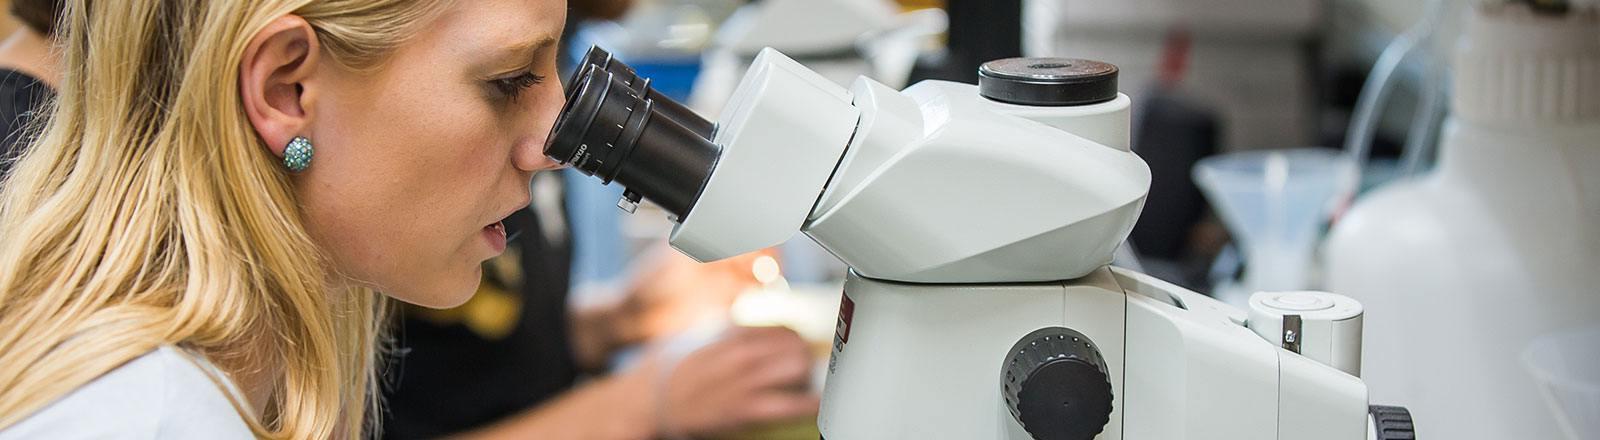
top-left (383, 266), bottom-right (483, 310)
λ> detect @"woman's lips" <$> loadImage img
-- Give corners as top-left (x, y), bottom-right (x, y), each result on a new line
top-left (482, 221), bottom-right (507, 254)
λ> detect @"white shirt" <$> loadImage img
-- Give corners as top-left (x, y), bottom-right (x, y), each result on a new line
top-left (0, 346), bottom-right (254, 439)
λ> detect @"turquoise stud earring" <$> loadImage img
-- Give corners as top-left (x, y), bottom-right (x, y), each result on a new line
top-left (284, 136), bottom-right (313, 172)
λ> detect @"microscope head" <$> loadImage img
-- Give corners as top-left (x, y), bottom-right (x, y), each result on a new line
top-left (545, 46), bottom-right (1149, 283)
top-left (546, 46), bottom-right (860, 261)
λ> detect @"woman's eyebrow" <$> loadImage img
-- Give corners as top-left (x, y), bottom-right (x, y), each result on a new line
top-left (495, 35), bottom-right (559, 66)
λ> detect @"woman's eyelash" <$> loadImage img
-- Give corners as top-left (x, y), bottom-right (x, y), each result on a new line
top-left (491, 72), bottom-right (545, 100)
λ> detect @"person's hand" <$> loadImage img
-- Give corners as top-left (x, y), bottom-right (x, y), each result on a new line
top-left (620, 246), bottom-right (776, 343)
top-left (446, 326), bottom-right (816, 440)
top-left (637, 326), bottom-right (820, 438)
top-left (569, 245), bottom-right (778, 371)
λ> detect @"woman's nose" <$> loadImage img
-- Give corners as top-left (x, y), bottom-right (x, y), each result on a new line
top-left (514, 90), bottom-right (569, 172)
top-left (513, 137), bottom-right (565, 172)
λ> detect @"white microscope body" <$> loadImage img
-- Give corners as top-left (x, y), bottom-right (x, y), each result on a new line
top-left (549, 47), bottom-right (1402, 440)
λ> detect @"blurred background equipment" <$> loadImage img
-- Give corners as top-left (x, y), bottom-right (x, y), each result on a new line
top-left (905, 0), bottom-right (1022, 83)
top-left (1024, 0), bottom-right (1322, 152)
top-left (688, 0), bottom-right (945, 115)
top-left (1323, 2), bottom-right (1600, 440)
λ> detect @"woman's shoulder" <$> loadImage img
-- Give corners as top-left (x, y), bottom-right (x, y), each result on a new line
top-left (0, 346), bottom-right (254, 439)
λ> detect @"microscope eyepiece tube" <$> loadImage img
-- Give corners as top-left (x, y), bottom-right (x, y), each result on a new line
top-left (544, 62), bottom-right (721, 220)
top-left (570, 45), bottom-right (716, 139)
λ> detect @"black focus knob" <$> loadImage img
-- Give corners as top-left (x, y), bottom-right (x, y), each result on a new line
top-left (1370, 405), bottom-right (1416, 440)
top-left (1003, 327), bottom-right (1113, 440)
top-left (978, 58), bottom-right (1118, 106)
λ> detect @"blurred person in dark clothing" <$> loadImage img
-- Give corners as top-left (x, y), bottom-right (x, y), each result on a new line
top-left (0, 0), bottom-right (60, 179)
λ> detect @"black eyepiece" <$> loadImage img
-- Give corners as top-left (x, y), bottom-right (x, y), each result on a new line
top-left (545, 52), bottom-right (721, 220)
top-left (570, 46), bottom-right (716, 140)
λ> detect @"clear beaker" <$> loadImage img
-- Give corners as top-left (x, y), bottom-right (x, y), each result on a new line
top-left (1193, 148), bottom-right (1356, 297)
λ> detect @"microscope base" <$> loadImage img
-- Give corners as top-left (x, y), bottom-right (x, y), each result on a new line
top-left (816, 267), bottom-right (1373, 440)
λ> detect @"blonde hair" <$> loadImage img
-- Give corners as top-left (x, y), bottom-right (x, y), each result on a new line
top-left (0, 0), bottom-right (451, 438)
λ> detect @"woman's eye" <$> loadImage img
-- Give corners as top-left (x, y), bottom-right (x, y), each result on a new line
top-left (490, 72), bottom-right (545, 101)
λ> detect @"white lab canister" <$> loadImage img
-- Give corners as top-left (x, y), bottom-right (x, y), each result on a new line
top-left (1323, 4), bottom-right (1600, 440)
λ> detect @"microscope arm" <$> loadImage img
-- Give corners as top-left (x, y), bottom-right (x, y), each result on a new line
top-left (668, 49), bottom-right (1150, 284)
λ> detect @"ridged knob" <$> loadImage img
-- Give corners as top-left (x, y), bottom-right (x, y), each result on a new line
top-left (1003, 327), bottom-right (1113, 440)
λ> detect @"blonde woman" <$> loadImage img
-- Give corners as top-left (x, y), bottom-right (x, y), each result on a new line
top-left (0, 0), bottom-right (570, 438)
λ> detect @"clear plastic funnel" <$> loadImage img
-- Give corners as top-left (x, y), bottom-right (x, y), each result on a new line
top-left (1193, 148), bottom-right (1356, 295)
top-left (1524, 326), bottom-right (1600, 440)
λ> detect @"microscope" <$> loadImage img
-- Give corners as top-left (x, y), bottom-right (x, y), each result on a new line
top-left (547, 46), bottom-right (1414, 440)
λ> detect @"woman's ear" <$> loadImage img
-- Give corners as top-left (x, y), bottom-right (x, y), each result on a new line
top-left (239, 15), bottom-right (321, 157)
